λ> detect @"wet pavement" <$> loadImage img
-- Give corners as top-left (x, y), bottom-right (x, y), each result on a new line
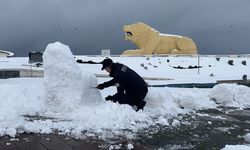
top-left (1, 107), bottom-right (250, 150)
top-left (0, 133), bottom-right (151, 150)
top-left (137, 108), bottom-right (250, 149)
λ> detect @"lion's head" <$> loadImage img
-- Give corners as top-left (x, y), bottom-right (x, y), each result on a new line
top-left (123, 22), bottom-right (159, 48)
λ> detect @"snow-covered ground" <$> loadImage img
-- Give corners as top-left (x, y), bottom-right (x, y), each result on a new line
top-left (75, 54), bottom-right (250, 84)
top-left (0, 42), bottom-right (250, 149)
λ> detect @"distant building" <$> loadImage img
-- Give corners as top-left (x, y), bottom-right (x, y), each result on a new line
top-left (0, 50), bottom-right (14, 57)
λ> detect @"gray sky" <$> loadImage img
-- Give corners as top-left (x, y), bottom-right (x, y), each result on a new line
top-left (0, 0), bottom-right (250, 56)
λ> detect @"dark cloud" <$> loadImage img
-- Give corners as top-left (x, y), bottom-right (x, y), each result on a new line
top-left (0, 0), bottom-right (250, 56)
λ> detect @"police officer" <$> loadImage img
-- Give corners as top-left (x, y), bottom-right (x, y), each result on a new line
top-left (97, 58), bottom-right (148, 111)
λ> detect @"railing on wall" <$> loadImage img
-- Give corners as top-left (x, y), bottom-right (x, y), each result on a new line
top-left (78, 54), bottom-right (250, 58)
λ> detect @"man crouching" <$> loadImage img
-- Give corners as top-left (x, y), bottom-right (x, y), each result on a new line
top-left (97, 58), bottom-right (148, 111)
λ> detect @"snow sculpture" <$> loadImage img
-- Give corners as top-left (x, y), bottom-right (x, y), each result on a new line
top-left (43, 42), bottom-right (102, 111)
top-left (122, 22), bottom-right (197, 55)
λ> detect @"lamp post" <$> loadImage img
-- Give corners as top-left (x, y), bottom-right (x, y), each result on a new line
top-left (57, 24), bottom-right (63, 41)
top-left (229, 25), bottom-right (234, 51)
top-left (197, 54), bottom-right (200, 75)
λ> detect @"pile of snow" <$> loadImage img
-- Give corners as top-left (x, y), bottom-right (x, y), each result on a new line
top-left (0, 83), bottom-right (45, 137)
top-left (145, 88), bottom-right (181, 115)
top-left (209, 84), bottom-right (250, 108)
top-left (221, 145), bottom-right (250, 150)
top-left (1, 79), bottom-right (250, 138)
top-left (171, 88), bottom-right (217, 110)
top-left (43, 42), bottom-right (102, 112)
top-left (0, 82), bottom-right (218, 138)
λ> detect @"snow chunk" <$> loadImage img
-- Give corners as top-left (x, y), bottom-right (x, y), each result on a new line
top-left (6, 128), bottom-right (16, 137)
top-left (43, 42), bottom-right (102, 112)
top-left (221, 145), bottom-right (250, 150)
top-left (172, 119), bottom-right (180, 126)
top-left (127, 143), bottom-right (134, 149)
top-left (209, 84), bottom-right (250, 108)
top-left (245, 133), bottom-right (250, 143)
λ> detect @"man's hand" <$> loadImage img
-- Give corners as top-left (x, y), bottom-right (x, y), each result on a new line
top-left (105, 95), bottom-right (113, 101)
top-left (96, 84), bottom-right (105, 90)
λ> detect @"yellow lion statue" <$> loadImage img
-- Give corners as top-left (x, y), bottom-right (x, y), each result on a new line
top-left (122, 22), bottom-right (197, 55)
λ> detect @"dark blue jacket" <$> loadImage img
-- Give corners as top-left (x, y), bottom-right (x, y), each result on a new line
top-left (102, 63), bottom-right (148, 99)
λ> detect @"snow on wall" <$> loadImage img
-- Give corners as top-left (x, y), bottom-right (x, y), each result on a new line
top-left (43, 42), bottom-right (102, 112)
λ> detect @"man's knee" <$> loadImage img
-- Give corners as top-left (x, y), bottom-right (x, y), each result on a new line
top-left (140, 86), bottom-right (148, 100)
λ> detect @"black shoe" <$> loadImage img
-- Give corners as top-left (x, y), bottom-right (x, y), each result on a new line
top-left (136, 101), bottom-right (146, 112)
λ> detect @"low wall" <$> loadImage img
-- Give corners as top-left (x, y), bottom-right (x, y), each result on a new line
top-left (0, 69), bottom-right (172, 80)
top-left (80, 54), bottom-right (250, 58)
top-left (0, 50), bottom-right (14, 57)
top-left (0, 69), bottom-right (43, 79)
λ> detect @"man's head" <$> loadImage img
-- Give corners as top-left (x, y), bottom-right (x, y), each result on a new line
top-left (101, 58), bottom-right (113, 73)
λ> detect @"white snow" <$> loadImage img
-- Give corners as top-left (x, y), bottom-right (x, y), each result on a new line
top-left (127, 143), bottom-right (134, 149)
top-left (245, 133), bottom-right (250, 143)
top-left (221, 145), bottom-right (250, 150)
top-left (43, 42), bottom-right (102, 112)
top-left (1, 78), bottom-right (240, 138)
top-left (159, 33), bottom-right (183, 38)
top-left (0, 42), bottom-right (250, 140)
top-left (209, 84), bottom-right (250, 108)
top-left (0, 82), bottom-right (45, 137)
top-left (145, 88), bottom-right (183, 115)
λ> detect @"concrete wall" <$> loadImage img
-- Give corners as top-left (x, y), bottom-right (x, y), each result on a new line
top-left (0, 69), bottom-right (43, 79)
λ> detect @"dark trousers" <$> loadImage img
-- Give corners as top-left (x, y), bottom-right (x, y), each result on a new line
top-left (114, 86), bottom-right (148, 107)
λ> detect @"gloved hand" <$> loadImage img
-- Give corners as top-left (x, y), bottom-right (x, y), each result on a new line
top-left (96, 84), bottom-right (105, 90)
top-left (105, 95), bottom-right (113, 101)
